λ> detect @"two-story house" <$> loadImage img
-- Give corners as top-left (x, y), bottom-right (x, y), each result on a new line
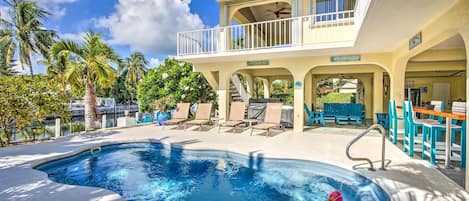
top-left (176, 0), bottom-right (469, 146)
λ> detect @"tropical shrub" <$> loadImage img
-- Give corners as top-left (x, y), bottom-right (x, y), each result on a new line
top-left (315, 92), bottom-right (355, 108)
top-left (137, 58), bottom-right (216, 112)
top-left (153, 96), bottom-right (176, 112)
top-left (0, 76), bottom-right (70, 146)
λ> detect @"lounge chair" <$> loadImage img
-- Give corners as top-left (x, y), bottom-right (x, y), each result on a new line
top-left (250, 103), bottom-right (283, 137)
top-left (162, 103), bottom-right (190, 129)
top-left (184, 103), bottom-right (213, 131)
top-left (218, 102), bottom-right (246, 133)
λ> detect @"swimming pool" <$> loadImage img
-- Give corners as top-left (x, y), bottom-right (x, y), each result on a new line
top-left (35, 143), bottom-right (390, 201)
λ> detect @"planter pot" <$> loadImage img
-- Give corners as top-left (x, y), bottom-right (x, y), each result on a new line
top-left (155, 111), bottom-right (171, 125)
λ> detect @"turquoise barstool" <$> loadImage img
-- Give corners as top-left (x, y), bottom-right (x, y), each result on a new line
top-left (388, 100), bottom-right (404, 144)
top-left (428, 101), bottom-right (445, 124)
top-left (459, 121), bottom-right (466, 168)
top-left (403, 101), bottom-right (427, 157)
top-left (422, 102), bottom-right (466, 167)
top-left (402, 101), bottom-right (411, 154)
top-left (422, 121), bottom-right (445, 166)
top-left (450, 120), bottom-right (466, 168)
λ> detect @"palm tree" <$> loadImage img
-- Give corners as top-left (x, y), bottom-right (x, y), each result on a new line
top-left (51, 30), bottom-right (119, 132)
top-left (0, 0), bottom-right (56, 76)
top-left (0, 29), bottom-right (16, 76)
top-left (120, 52), bottom-right (148, 104)
top-left (39, 52), bottom-right (69, 94)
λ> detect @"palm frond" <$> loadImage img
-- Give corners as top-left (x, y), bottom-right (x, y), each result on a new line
top-left (51, 40), bottom-right (85, 59)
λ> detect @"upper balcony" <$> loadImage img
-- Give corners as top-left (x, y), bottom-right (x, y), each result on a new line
top-left (177, 0), bottom-right (371, 59)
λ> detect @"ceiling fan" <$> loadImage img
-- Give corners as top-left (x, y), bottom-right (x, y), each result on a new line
top-left (264, 2), bottom-right (291, 19)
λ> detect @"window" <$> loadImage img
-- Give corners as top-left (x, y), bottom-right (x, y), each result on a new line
top-left (314, 0), bottom-right (355, 21)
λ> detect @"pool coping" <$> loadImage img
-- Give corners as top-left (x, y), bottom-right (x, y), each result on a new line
top-left (31, 139), bottom-right (393, 200)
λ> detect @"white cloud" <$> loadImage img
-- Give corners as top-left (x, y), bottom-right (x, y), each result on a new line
top-left (35, 0), bottom-right (78, 19)
top-left (149, 57), bottom-right (162, 67)
top-left (0, 0), bottom-right (76, 20)
top-left (96, 0), bottom-right (205, 55)
top-left (0, 6), bottom-right (10, 20)
top-left (60, 32), bottom-right (86, 41)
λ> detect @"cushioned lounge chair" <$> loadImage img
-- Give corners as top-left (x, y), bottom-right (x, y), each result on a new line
top-left (218, 102), bottom-right (246, 133)
top-left (250, 103), bottom-right (283, 137)
top-left (184, 103), bottom-right (212, 131)
top-left (162, 103), bottom-right (190, 129)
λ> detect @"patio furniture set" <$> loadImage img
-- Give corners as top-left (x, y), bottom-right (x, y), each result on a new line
top-left (389, 100), bottom-right (466, 168)
top-left (138, 102), bottom-right (284, 137)
top-left (304, 103), bottom-right (366, 127)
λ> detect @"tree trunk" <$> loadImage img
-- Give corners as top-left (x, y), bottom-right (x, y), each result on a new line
top-left (84, 81), bottom-right (97, 132)
top-left (26, 52), bottom-right (34, 78)
top-left (4, 129), bottom-right (11, 146)
top-left (28, 64), bottom-right (33, 78)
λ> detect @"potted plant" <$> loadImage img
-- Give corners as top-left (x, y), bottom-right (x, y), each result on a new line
top-left (153, 96), bottom-right (176, 125)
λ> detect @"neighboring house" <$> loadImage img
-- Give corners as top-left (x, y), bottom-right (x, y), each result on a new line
top-left (176, 0), bottom-right (469, 134)
top-left (338, 82), bottom-right (357, 94)
top-left (318, 85), bottom-right (333, 94)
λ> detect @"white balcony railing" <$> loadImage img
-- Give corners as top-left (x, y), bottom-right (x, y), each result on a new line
top-left (177, 10), bottom-right (356, 56)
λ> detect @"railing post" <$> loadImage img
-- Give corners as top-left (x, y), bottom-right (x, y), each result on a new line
top-left (55, 118), bottom-right (61, 138)
top-left (251, 24), bottom-right (254, 49)
top-left (102, 114), bottom-right (107, 129)
top-left (176, 32), bottom-right (180, 56)
top-left (211, 29), bottom-right (214, 53)
top-left (219, 27), bottom-right (226, 52)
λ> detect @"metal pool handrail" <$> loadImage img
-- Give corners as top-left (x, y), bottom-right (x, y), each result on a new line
top-left (346, 124), bottom-right (386, 171)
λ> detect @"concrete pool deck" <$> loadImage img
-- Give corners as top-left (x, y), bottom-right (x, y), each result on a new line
top-left (0, 125), bottom-right (467, 201)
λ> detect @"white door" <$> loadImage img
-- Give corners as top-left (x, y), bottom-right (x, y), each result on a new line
top-left (432, 83), bottom-right (451, 107)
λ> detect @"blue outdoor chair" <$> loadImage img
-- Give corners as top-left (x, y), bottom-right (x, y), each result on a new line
top-left (403, 101), bottom-right (426, 157)
top-left (423, 101), bottom-right (466, 167)
top-left (304, 104), bottom-right (326, 127)
top-left (388, 100), bottom-right (404, 144)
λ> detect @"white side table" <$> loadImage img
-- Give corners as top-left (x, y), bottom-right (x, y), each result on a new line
top-left (243, 119), bottom-right (258, 127)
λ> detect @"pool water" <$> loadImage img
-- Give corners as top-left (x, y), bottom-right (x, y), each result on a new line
top-left (36, 143), bottom-right (390, 201)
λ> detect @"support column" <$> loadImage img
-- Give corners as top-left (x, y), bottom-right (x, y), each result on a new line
top-left (373, 71), bottom-right (384, 123)
top-left (361, 75), bottom-right (373, 120)
top-left (461, 30), bottom-right (469, 191)
top-left (219, 5), bottom-right (229, 52)
top-left (390, 60), bottom-right (407, 103)
top-left (244, 74), bottom-right (254, 99)
top-left (291, 0), bottom-right (302, 45)
top-left (293, 74), bottom-right (305, 132)
top-left (217, 71), bottom-right (231, 124)
top-left (312, 76), bottom-right (318, 109)
top-left (262, 79), bottom-right (270, 98)
top-left (391, 59), bottom-right (408, 129)
top-left (304, 72), bottom-right (313, 111)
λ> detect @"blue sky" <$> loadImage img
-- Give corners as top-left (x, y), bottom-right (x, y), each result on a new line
top-left (0, 0), bottom-right (220, 74)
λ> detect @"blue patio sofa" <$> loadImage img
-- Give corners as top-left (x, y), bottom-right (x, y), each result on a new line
top-left (323, 103), bottom-right (365, 126)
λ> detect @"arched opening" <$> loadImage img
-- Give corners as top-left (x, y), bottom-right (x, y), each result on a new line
top-left (227, 67), bottom-right (294, 130)
top-left (315, 76), bottom-right (363, 108)
top-left (400, 33), bottom-right (467, 186)
top-left (405, 35), bottom-right (466, 107)
top-left (304, 64), bottom-right (390, 128)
